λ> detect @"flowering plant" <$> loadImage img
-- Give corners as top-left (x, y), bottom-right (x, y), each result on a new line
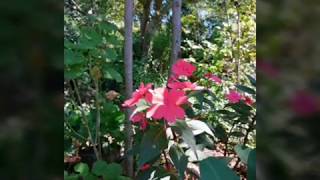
top-left (123, 59), bottom-right (256, 179)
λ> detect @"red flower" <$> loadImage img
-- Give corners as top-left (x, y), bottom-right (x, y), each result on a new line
top-left (122, 83), bottom-right (152, 107)
top-left (168, 81), bottom-right (203, 91)
top-left (244, 96), bottom-right (254, 106)
top-left (164, 163), bottom-right (173, 171)
top-left (226, 90), bottom-right (242, 104)
top-left (205, 73), bottom-right (222, 84)
top-left (140, 164), bottom-right (151, 171)
top-left (130, 112), bottom-right (148, 130)
top-left (146, 88), bottom-right (188, 123)
top-left (172, 59), bottom-right (196, 77)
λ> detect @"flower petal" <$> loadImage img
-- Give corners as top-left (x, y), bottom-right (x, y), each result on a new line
top-left (146, 104), bottom-right (165, 120)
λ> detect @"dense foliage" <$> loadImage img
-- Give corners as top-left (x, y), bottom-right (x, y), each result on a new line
top-left (64, 0), bottom-right (256, 179)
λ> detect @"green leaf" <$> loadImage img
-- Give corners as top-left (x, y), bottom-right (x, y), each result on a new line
top-left (99, 22), bottom-right (118, 32)
top-left (78, 28), bottom-right (102, 49)
top-left (64, 49), bottom-right (84, 65)
top-left (64, 40), bottom-right (77, 49)
top-left (214, 124), bottom-right (228, 142)
top-left (92, 160), bottom-right (123, 180)
top-left (248, 149), bottom-right (256, 180)
top-left (84, 173), bottom-right (98, 180)
top-left (200, 157), bottom-right (239, 180)
top-left (172, 120), bottom-right (198, 160)
top-left (64, 64), bottom-right (85, 80)
top-left (203, 97), bottom-right (215, 109)
top-left (105, 48), bottom-right (117, 61)
top-left (169, 145), bottom-right (188, 180)
top-left (103, 67), bottom-right (123, 82)
top-left (185, 144), bottom-right (209, 162)
top-left (234, 145), bottom-right (252, 164)
top-left (138, 125), bottom-right (168, 168)
top-left (118, 176), bottom-right (132, 180)
top-left (132, 99), bottom-right (150, 115)
top-left (191, 91), bottom-right (204, 109)
top-left (74, 162), bottom-right (90, 176)
top-left (217, 110), bottom-right (233, 114)
top-left (107, 35), bottom-right (121, 46)
top-left (185, 106), bottom-right (196, 118)
top-left (246, 74), bottom-right (256, 86)
top-left (230, 131), bottom-right (245, 137)
top-left (229, 101), bottom-right (252, 115)
top-left (103, 163), bottom-right (123, 180)
top-left (92, 160), bottom-right (109, 176)
top-left (64, 174), bottom-right (80, 180)
top-left (195, 134), bottom-right (214, 150)
top-left (186, 119), bottom-right (214, 137)
top-left (78, 35), bottom-right (100, 49)
top-left (236, 85), bottom-right (255, 95)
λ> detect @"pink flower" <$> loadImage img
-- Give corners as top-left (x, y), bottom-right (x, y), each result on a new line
top-left (130, 112), bottom-right (148, 130)
top-left (147, 88), bottom-right (188, 123)
top-left (168, 81), bottom-right (203, 91)
top-left (257, 60), bottom-right (279, 77)
top-left (122, 83), bottom-right (152, 107)
top-left (244, 96), bottom-right (254, 106)
top-left (205, 73), bottom-right (222, 84)
top-left (168, 75), bottom-right (179, 84)
top-left (172, 59), bottom-right (196, 77)
top-left (290, 90), bottom-right (318, 117)
top-left (226, 90), bottom-right (242, 104)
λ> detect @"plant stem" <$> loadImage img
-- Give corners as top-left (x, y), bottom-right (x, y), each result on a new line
top-left (243, 117), bottom-right (256, 146)
top-left (233, 117), bottom-right (256, 169)
top-left (65, 119), bottom-right (87, 141)
top-left (72, 80), bottom-right (100, 160)
top-left (225, 121), bottom-right (237, 156)
top-left (94, 78), bottom-right (102, 160)
top-left (162, 150), bottom-right (170, 169)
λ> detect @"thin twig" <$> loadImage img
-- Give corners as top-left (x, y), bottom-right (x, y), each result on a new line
top-left (233, 117), bottom-right (256, 169)
top-left (225, 121), bottom-right (237, 156)
top-left (94, 78), bottom-right (102, 160)
top-left (65, 119), bottom-right (87, 141)
top-left (68, 0), bottom-right (87, 15)
top-left (162, 150), bottom-right (170, 169)
top-left (72, 79), bottom-right (101, 160)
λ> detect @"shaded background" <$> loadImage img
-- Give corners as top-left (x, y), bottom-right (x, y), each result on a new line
top-left (257, 0), bottom-right (320, 179)
top-left (0, 0), bottom-right (64, 179)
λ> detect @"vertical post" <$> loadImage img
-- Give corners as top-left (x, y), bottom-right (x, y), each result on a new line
top-left (169, 0), bottom-right (182, 77)
top-left (124, 0), bottom-right (134, 177)
top-left (236, 7), bottom-right (241, 83)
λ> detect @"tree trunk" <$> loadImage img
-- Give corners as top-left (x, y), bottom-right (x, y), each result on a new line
top-left (124, 0), bottom-right (134, 177)
top-left (236, 7), bottom-right (241, 83)
top-left (169, 0), bottom-right (182, 76)
top-left (140, 0), bottom-right (152, 58)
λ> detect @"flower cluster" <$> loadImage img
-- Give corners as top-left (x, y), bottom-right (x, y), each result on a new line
top-left (226, 90), bottom-right (254, 106)
top-left (123, 59), bottom-right (253, 130)
top-left (123, 59), bottom-right (198, 129)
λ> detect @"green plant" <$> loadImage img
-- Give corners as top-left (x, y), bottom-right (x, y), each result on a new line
top-left (64, 160), bottom-right (131, 180)
top-left (123, 60), bottom-right (256, 179)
